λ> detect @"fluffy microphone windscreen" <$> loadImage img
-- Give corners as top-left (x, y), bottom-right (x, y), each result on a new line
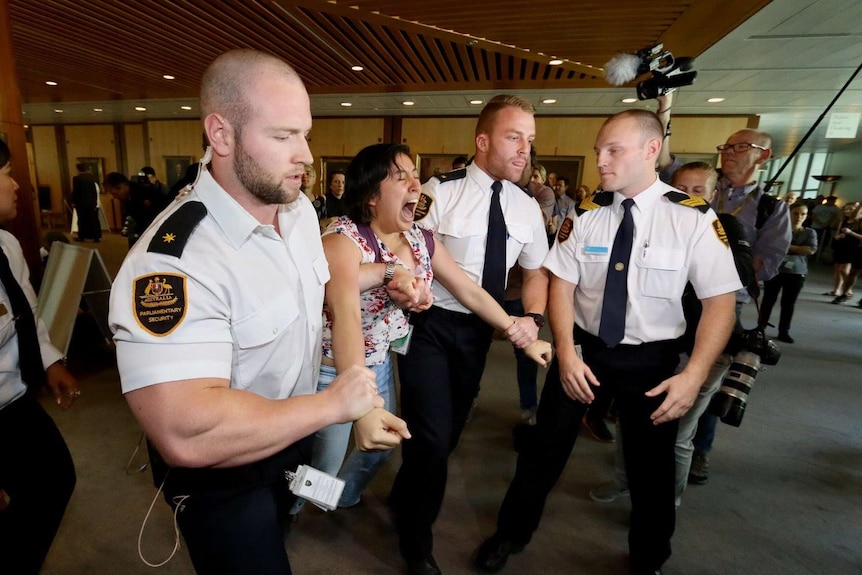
top-left (603, 53), bottom-right (642, 86)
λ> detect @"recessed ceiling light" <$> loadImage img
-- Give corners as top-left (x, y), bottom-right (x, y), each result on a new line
top-left (707, 97), bottom-right (725, 103)
top-left (351, 65), bottom-right (364, 71)
top-left (135, 106), bottom-right (147, 111)
top-left (621, 98), bottom-right (638, 103)
top-left (469, 99), bottom-right (483, 105)
top-left (181, 105), bottom-right (192, 110)
top-left (93, 108), bottom-right (103, 112)
top-left (54, 109), bottom-right (63, 113)
top-left (402, 101), bottom-right (415, 106)
top-left (340, 102), bottom-right (352, 107)
top-left (45, 81), bottom-right (58, 86)
top-left (163, 74), bottom-right (175, 80)
top-left (23, 125), bottom-right (28, 128)
top-left (542, 98), bottom-right (557, 104)
top-left (549, 59), bottom-right (563, 66)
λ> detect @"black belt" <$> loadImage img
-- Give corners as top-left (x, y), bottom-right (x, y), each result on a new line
top-left (148, 435), bottom-right (314, 495)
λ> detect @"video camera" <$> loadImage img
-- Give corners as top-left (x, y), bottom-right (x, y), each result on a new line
top-left (707, 326), bottom-right (781, 427)
top-left (604, 43), bottom-right (698, 100)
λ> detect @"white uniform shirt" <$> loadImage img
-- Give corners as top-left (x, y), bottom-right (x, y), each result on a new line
top-left (544, 177), bottom-right (741, 345)
top-left (109, 169), bottom-right (329, 400)
top-left (0, 231), bottom-right (64, 410)
top-left (416, 163), bottom-right (548, 314)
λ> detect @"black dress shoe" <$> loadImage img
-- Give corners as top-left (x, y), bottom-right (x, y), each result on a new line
top-left (405, 554), bottom-right (441, 575)
top-left (475, 534), bottom-right (524, 573)
top-left (777, 332), bottom-right (795, 344)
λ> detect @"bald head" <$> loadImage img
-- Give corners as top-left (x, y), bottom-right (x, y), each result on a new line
top-left (201, 49), bottom-right (301, 132)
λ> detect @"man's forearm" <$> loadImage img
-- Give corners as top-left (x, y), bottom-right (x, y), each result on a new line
top-left (520, 266), bottom-right (550, 315)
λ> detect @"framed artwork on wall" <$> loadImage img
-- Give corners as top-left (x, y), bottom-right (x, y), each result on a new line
top-left (417, 153), bottom-right (469, 184)
top-left (76, 157), bottom-right (105, 190)
top-left (321, 157), bottom-right (351, 193)
top-left (164, 156), bottom-right (195, 189)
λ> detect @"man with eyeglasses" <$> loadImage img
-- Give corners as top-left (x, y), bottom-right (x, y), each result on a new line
top-left (687, 129), bottom-right (791, 485)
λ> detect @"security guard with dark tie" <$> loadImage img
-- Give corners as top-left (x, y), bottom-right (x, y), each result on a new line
top-left (475, 110), bottom-right (741, 575)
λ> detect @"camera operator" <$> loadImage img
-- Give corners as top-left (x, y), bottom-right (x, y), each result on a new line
top-left (653, 103), bottom-right (791, 485)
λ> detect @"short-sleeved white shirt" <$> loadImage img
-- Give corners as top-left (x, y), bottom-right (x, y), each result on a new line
top-left (544, 177), bottom-right (741, 344)
top-left (416, 163), bottom-right (548, 314)
top-left (109, 170), bottom-right (329, 399)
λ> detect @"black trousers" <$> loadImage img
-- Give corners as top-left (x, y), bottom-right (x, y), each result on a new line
top-left (495, 330), bottom-right (680, 572)
top-left (0, 394), bottom-right (76, 575)
top-left (760, 273), bottom-right (805, 334)
top-left (157, 436), bottom-right (313, 575)
top-left (391, 306), bottom-right (494, 560)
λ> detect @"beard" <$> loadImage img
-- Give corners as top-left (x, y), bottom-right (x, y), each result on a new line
top-left (233, 138), bottom-right (299, 205)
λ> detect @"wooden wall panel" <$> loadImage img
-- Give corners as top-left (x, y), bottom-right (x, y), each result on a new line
top-left (65, 124), bottom-right (118, 176)
top-left (401, 117), bottom-right (476, 155)
top-left (124, 124), bottom-right (146, 176)
top-left (30, 125), bottom-right (63, 218)
top-left (147, 120), bottom-right (205, 177)
top-left (309, 118), bottom-right (386, 157)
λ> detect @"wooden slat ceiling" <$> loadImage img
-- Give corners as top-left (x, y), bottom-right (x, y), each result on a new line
top-left (8, 0), bottom-right (771, 106)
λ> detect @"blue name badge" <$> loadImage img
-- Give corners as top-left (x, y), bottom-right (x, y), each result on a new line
top-left (584, 245), bottom-right (609, 255)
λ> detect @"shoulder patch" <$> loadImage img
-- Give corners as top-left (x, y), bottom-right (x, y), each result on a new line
top-left (413, 192), bottom-right (434, 221)
top-left (133, 273), bottom-right (187, 336)
top-left (664, 191), bottom-right (710, 213)
top-left (575, 191), bottom-right (613, 216)
top-left (557, 217), bottom-right (574, 244)
top-left (147, 201), bottom-right (207, 257)
top-left (712, 218), bottom-right (730, 248)
top-left (435, 167), bottom-right (467, 183)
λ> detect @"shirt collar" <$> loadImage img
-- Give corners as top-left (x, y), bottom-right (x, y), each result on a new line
top-left (193, 169), bottom-right (274, 249)
top-left (467, 162), bottom-right (499, 195)
top-left (613, 174), bottom-right (663, 215)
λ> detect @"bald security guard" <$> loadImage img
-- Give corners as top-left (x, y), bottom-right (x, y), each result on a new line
top-left (475, 109), bottom-right (740, 575)
top-left (109, 49), bottom-right (407, 574)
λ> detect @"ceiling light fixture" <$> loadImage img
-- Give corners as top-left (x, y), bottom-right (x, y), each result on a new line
top-left (135, 106), bottom-right (147, 111)
top-left (469, 99), bottom-right (483, 105)
top-left (54, 109), bottom-right (63, 113)
top-left (549, 59), bottom-right (563, 66)
top-left (542, 98), bottom-right (557, 104)
top-left (621, 98), bottom-right (638, 103)
top-left (340, 102), bottom-right (352, 107)
top-left (93, 108), bottom-right (103, 112)
top-left (707, 97), bottom-right (725, 103)
top-left (163, 74), bottom-right (175, 80)
top-left (181, 105), bottom-right (192, 110)
top-left (46, 81), bottom-right (58, 86)
top-left (351, 65), bottom-right (364, 71)
top-left (402, 101), bottom-right (415, 106)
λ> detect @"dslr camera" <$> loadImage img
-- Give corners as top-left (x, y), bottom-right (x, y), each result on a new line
top-left (604, 43), bottom-right (698, 100)
top-left (707, 327), bottom-right (781, 427)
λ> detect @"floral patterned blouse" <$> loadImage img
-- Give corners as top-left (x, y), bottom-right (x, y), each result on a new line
top-left (321, 217), bottom-right (434, 366)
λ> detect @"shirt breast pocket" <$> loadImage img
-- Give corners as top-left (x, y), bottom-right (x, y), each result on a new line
top-left (636, 247), bottom-right (686, 299)
top-left (231, 296), bottom-right (300, 390)
top-left (574, 244), bottom-right (611, 292)
top-left (437, 214), bottom-right (485, 266)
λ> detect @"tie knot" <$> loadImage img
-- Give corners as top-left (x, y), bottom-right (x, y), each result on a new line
top-left (622, 198), bottom-right (634, 212)
top-left (491, 181), bottom-right (502, 194)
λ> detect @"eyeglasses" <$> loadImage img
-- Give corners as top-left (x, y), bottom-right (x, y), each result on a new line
top-left (716, 142), bottom-right (769, 153)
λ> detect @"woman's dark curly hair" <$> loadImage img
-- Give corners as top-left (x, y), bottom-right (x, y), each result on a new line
top-left (0, 139), bottom-right (11, 168)
top-left (344, 143), bottom-right (412, 224)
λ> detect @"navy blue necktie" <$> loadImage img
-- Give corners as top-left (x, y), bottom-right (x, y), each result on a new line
top-left (0, 247), bottom-right (46, 392)
top-left (482, 181), bottom-right (506, 305)
top-left (599, 198), bottom-right (635, 347)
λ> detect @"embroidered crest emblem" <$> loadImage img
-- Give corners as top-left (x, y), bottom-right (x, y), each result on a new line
top-left (712, 219), bottom-right (729, 248)
top-left (133, 273), bottom-right (187, 336)
top-left (413, 193), bottom-right (434, 221)
top-left (557, 217), bottom-right (574, 244)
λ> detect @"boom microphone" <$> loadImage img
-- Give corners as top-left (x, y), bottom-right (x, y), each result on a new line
top-left (604, 53), bottom-right (642, 86)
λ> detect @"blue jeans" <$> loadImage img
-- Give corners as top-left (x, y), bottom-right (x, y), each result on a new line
top-left (503, 299), bottom-right (538, 409)
top-left (293, 358), bottom-right (395, 512)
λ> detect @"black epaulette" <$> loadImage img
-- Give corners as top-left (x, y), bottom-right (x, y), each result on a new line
top-left (147, 201), bottom-right (207, 258)
top-left (434, 167), bottom-right (467, 183)
top-left (575, 191), bottom-right (613, 216)
top-left (664, 191), bottom-right (711, 213)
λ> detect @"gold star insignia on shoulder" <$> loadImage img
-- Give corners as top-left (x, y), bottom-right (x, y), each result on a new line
top-left (162, 233), bottom-right (177, 243)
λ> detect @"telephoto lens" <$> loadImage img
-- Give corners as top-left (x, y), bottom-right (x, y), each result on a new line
top-left (708, 351), bottom-right (761, 427)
